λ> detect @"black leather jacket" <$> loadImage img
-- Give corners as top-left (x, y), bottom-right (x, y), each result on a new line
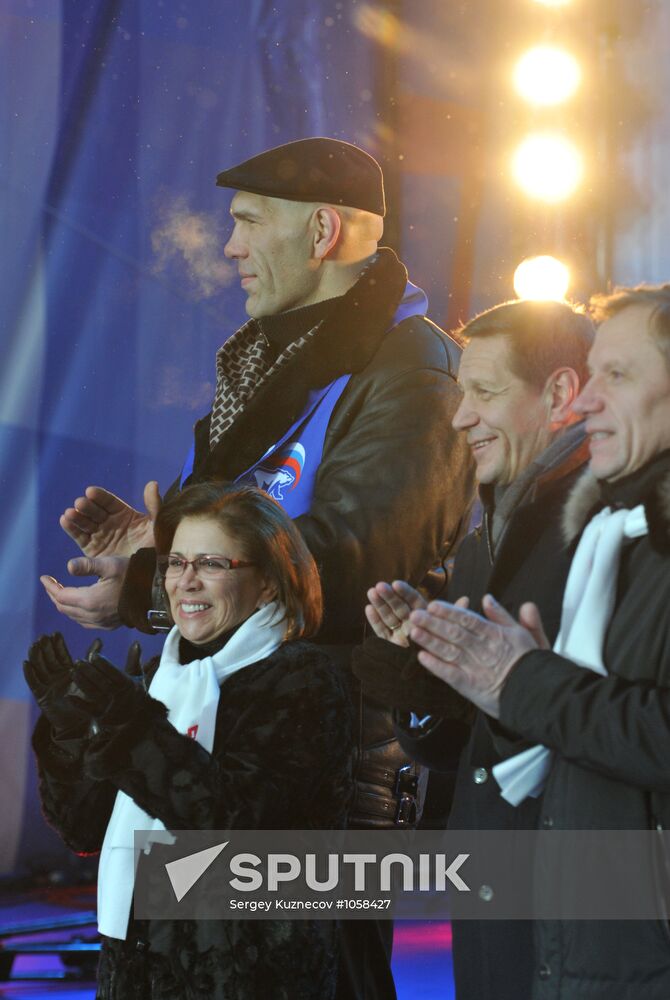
top-left (119, 247), bottom-right (475, 828)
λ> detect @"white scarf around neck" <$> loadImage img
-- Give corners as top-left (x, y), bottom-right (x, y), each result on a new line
top-left (492, 504), bottom-right (648, 807)
top-left (97, 601), bottom-right (286, 939)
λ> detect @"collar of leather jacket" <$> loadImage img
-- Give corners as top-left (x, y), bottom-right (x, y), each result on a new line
top-left (198, 246), bottom-right (409, 480)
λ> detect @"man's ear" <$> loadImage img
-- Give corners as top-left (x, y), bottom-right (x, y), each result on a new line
top-left (312, 206), bottom-right (341, 260)
top-left (546, 367), bottom-right (581, 426)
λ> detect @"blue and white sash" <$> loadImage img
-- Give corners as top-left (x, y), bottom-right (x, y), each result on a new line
top-left (179, 280), bottom-right (428, 516)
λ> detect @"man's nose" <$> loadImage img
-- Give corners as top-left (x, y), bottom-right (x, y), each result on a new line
top-left (224, 227), bottom-right (244, 259)
top-left (452, 398), bottom-right (478, 431)
top-left (573, 378), bottom-right (600, 415)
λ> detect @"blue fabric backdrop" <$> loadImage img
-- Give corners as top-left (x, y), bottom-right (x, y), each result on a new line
top-left (1, 0), bottom-right (487, 877)
top-left (0, 0), bottom-right (387, 874)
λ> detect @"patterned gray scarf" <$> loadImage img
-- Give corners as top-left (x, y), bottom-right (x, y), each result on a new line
top-left (209, 318), bottom-right (320, 449)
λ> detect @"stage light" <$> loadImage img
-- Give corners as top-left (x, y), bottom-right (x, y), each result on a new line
top-left (514, 256), bottom-right (570, 300)
top-left (514, 46), bottom-right (581, 105)
top-left (512, 132), bottom-right (583, 201)
top-left (531, 0), bottom-right (572, 7)
top-left (353, 4), bottom-right (403, 49)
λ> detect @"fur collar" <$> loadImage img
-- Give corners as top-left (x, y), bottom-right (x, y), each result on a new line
top-left (562, 467), bottom-right (670, 554)
top-left (198, 247), bottom-right (408, 480)
top-left (561, 469), bottom-right (601, 544)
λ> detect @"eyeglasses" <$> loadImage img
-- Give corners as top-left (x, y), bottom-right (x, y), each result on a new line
top-left (158, 554), bottom-right (256, 579)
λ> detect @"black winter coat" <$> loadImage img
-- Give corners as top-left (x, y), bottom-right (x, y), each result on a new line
top-left (33, 641), bottom-right (353, 1000)
top-left (498, 455), bottom-right (670, 1000)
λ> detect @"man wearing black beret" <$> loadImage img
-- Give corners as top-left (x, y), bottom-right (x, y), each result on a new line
top-left (42, 136), bottom-right (474, 998)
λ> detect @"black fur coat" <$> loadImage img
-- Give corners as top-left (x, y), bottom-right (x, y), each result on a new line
top-left (33, 640), bottom-right (353, 1000)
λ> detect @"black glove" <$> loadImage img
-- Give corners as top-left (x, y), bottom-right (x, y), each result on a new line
top-left (23, 633), bottom-right (96, 737)
top-left (69, 643), bottom-right (145, 727)
top-left (352, 636), bottom-right (474, 721)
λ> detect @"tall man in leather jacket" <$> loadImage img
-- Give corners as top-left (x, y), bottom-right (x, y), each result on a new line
top-left (40, 137), bottom-right (474, 999)
top-left (354, 297), bottom-right (594, 1000)
top-left (407, 284), bottom-right (670, 1000)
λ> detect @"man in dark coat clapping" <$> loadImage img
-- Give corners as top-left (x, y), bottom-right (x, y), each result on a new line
top-left (354, 296), bottom-right (594, 1000)
top-left (408, 284), bottom-right (670, 1000)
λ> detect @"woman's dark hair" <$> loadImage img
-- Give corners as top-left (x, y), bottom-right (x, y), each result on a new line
top-left (154, 481), bottom-right (322, 640)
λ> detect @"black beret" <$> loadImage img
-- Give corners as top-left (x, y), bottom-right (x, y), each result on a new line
top-left (216, 137), bottom-right (385, 217)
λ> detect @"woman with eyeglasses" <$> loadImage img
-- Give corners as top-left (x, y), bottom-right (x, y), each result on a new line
top-left (26, 482), bottom-right (353, 1000)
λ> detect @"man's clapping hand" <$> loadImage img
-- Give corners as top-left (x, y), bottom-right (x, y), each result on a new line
top-left (365, 580), bottom-right (428, 647)
top-left (60, 482), bottom-right (161, 558)
top-left (40, 482), bottom-right (162, 630)
top-left (409, 595), bottom-right (549, 719)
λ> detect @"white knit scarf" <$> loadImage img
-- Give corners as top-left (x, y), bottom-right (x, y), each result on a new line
top-left (492, 504), bottom-right (648, 806)
top-left (97, 601), bottom-right (286, 939)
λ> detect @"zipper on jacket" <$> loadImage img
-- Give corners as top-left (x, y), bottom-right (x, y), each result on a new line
top-left (484, 509), bottom-right (494, 566)
top-left (652, 818), bottom-right (670, 942)
top-left (257, 322), bottom-right (270, 348)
